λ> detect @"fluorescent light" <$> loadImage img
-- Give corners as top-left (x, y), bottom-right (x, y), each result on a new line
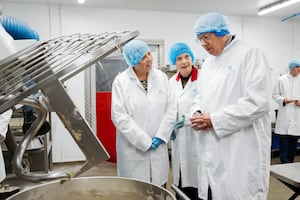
top-left (258, 0), bottom-right (300, 15)
top-left (78, 0), bottom-right (85, 4)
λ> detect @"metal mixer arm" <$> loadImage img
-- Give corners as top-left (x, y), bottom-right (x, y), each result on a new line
top-left (12, 96), bottom-right (70, 182)
top-left (0, 30), bottom-right (139, 182)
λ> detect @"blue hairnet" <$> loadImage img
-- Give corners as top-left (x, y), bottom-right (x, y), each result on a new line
top-left (194, 12), bottom-right (230, 37)
top-left (122, 40), bottom-right (149, 67)
top-left (169, 43), bottom-right (194, 65)
top-left (289, 59), bottom-right (300, 69)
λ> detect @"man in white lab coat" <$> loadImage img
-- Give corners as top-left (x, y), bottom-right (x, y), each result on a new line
top-left (272, 59), bottom-right (300, 163)
top-left (111, 40), bottom-right (176, 186)
top-left (168, 42), bottom-right (200, 199)
top-left (190, 12), bottom-right (272, 200)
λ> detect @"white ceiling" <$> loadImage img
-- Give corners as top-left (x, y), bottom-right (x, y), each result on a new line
top-left (3, 0), bottom-right (300, 20)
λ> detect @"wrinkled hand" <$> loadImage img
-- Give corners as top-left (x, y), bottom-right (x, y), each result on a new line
top-left (283, 98), bottom-right (296, 105)
top-left (149, 137), bottom-right (164, 150)
top-left (190, 113), bottom-right (213, 131)
top-left (173, 115), bottom-right (185, 129)
top-left (295, 100), bottom-right (300, 107)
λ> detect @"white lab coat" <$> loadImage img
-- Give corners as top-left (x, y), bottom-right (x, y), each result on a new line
top-left (0, 24), bottom-right (15, 183)
top-left (0, 109), bottom-right (13, 182)
top-left (191, 38), bottom-right (272, 200)
top-left (111, 67), bottom-right (176, 185)
top-left (272, 73), bottom-right (300, 136)
top-left (169, 67), bottom-right (200, 188)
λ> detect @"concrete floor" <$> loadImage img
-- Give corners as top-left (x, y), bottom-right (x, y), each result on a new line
top-left (2, 156), bottom-right (300, 200)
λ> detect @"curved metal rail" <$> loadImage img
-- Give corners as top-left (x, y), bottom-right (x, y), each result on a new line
top-left (0, 30), bottom-right (139, 182)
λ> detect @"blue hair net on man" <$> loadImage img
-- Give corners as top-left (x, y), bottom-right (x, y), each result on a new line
top-left (289, 59), bottom-right (300, 69)
top-left (122, 39), bottom-right (149, 67)
top-left (169, 43), bottom-right (194, 65)
top-left (194, 12), bottom-right (230, 37)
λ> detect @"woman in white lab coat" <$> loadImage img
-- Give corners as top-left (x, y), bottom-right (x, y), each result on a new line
top-left (111, 40), bottom-right (176, 186)
top-left (272, 59), bottom-right (300, 163)
top-left (168, 43), bottom-right (200, 199)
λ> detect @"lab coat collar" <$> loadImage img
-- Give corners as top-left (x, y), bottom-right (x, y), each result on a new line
top-left (176, 66), bottom-right (198, 81)
top-left (127, 67), bottom-right (136, 79)
top-left (127, 66), bottom-right (154, 79)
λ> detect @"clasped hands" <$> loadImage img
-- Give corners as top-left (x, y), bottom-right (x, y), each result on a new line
top-left (190, 113), bottom-right (213, 131)
top-left (283, 98), bottom-right (300, 106)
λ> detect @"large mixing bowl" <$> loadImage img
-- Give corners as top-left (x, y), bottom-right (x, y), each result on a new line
top-left (7, 176), bottom-right (176, 200)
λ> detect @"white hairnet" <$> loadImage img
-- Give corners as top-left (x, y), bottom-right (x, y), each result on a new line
top-left (122, 39), bottom-right (149, 67)
top-left (194, 12), bottom-right (230, 37)
top-left (289, 59), bottom-right (300, 69)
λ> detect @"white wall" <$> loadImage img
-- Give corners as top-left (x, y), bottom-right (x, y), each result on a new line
top-left (2, 2), bottom-right (300, 161)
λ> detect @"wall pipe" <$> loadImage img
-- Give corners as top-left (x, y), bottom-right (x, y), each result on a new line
top-left (281, 13), bottom-right (300, 21)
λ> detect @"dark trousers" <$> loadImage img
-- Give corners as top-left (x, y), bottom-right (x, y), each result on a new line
top-left (199, 186), bottom-right (212, 200)
top-left (177, 174), bottom-right (199, 200)
top-left (279, 135), bottom-right (299, 163)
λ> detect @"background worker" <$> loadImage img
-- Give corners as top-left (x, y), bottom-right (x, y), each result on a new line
top-left (111, 39), bottom-right (176, 186)
top-left (0, 22), bottom-right (16, 187)
top-left (168, 42), bottom-right (200, 199)
top-left (190, 12), bottom-right (272, 200)
top-left (272, 59), bottom-right (300, 163)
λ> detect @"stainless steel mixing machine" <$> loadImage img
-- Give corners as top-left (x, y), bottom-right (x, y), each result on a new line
top-left (0, 30), bottom-right (139, 182)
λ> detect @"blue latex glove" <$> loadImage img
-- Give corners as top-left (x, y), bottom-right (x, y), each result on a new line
top-left (150, 137), bottom-right (164, 150)
top-left (173, 115), bottom-right (185, 129)
top-left (170, 130), bottom-right (177, 140)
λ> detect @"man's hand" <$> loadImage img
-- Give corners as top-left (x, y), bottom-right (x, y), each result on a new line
top-left (283, 98), bottom-right (296, 105)
top-left (190, 113), bottom-right (213, 131)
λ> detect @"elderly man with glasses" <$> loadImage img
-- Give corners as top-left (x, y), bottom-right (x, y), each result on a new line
top-left (189, 12), bottom-right (272, 200)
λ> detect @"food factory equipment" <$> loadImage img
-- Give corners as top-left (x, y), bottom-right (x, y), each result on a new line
top-left (7, 176), bottom-right (176, 200)
top-left (0, 29), bottom-right (177, 199)
top-left (0, 30), bottom-right (138, 182)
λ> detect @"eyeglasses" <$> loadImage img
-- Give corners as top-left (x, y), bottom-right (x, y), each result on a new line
top-left (195, 33), bottom-right (212, 43)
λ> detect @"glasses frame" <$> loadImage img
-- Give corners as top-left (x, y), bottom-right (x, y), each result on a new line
top-left (195, 33), bottom-right (212, 43)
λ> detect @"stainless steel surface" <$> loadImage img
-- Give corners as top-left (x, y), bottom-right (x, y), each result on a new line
top-left (270, 162), bottom-right (300, 200)
top-left (6, 176), bottom-right (176, 200)
top-left (0, 30), bottom-right (139, 182)
top-left (0, 31), bottom-right (139, 112)
top-left (270, 162), bottom-right (300, 188)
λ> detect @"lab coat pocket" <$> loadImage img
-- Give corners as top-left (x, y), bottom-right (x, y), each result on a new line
top-left (220, 65), bottom-right (238, 89)
top-left (124, 92), bottom-right (134, 116)
top-left (190, 130), bottom-right (200, 157)
top-left (156, 89), bottom-right (166, 98)
top-left (190, 88), bottom-right (198, 98)
top-left (223, 64), bottom-right (238, 76)
top-left (122, 143), bottom-right (146, 160)
top-left (151, 89), bottom-right (167, 111)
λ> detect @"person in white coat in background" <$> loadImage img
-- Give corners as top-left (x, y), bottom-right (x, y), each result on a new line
top-left (0, 110), bottom-right (12, 183)
top-left (272, 59), bottom-right (300, 163)
top-left (0, 22), bottom-right (15, 184)
top-left (189, 12), bottom-right (272, 200)
top-left (168, 42), bottom-right (200, 199)
top-left (111, 39), bottom-right (176, 186)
